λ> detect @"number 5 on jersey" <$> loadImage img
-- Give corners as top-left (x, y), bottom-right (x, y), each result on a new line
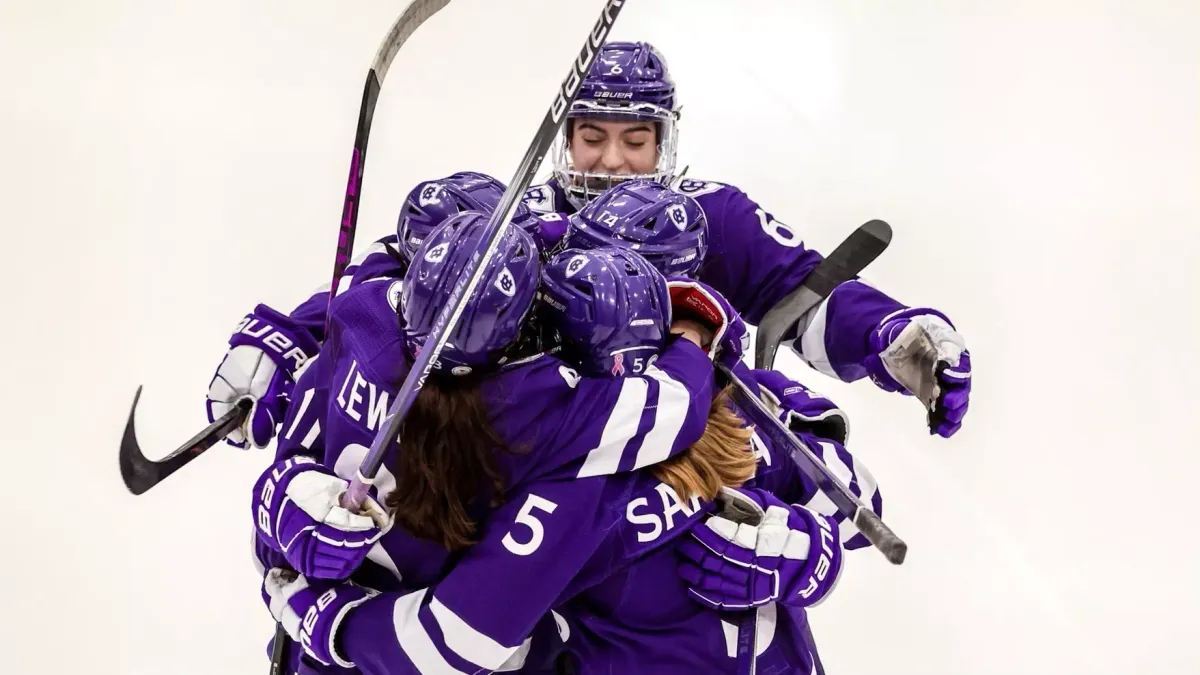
top-left (502, 494), bottom-right (560, 556)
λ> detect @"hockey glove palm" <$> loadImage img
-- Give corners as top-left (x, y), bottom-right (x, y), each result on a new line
top-left (666, 278), bottom-right (749, 368)
top-left (864, 308), bottom-right (971, 438)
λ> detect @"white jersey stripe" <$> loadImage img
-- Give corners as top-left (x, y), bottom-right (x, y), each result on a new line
top-left (577, 378), bottom-right (649, 478)
top-left (391, 590), bottom-right (470, 675)
top-left (430, 597), bottom-right (526, 670)
top-left (633, 364), bottom-right (692, 470)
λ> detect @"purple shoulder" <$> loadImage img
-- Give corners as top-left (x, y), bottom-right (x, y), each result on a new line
top-left (670, 176), bottom-right (739, 202)
top-left (484, 354), bottom-right (592, 484)
top-left (326, 277), bottom-right (408, 378)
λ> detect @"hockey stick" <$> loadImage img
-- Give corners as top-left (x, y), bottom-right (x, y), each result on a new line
top-left (117, 0), bottom-right (451, 499)
top-left (118, 387), bottom-right (253, 495)
top-left (320, 0), bottom-right (452, 338)
top-left (270, 1), bottom-right (453, 671)
top-left (754, 219), bottom-right (893, 370)
top-left (718, 362), bottom-right (908, 563)
top-left (341, 0), bottom-right (629, 510)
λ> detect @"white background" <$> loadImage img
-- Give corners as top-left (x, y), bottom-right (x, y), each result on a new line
top-left (2, 0), bottom-right (1198, 673)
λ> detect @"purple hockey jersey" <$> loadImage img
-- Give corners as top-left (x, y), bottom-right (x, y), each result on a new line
top-left (270, 280), bottom-right (883, 674)
top-left (270, 276), bottom-right (721, 673)
top-left (525, 177), bottom-right (911, 383)
top-left (285, 236), bottom-right (407, 345)
top-left (330, 370), bottom-right (881, 675)
top-left (541, 364), bottom-right (883, 675)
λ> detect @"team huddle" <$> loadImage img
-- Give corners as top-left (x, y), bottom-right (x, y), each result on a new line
top-left (209, 42), bottom-right (973, 674)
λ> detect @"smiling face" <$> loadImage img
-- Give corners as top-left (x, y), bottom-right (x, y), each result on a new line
top-left (568, 118), bottom-right (660, 177)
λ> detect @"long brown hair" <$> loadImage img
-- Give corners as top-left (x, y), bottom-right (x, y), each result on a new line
top-left (385, 378), bottom-right (508, 552)
top-left (651, 386), bottom-right (757, 502)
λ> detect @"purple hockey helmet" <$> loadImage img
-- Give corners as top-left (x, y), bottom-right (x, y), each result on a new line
top-left (551, 41), bottom-right (682, 208)
top-left (564, 179), bottom-right (707, 278)
top-left (401, 211), bottom-right (540, 376)
top-left (397, 171), bottom-right (535, 261)
top-left (540, 246), bottom-right (671, 377)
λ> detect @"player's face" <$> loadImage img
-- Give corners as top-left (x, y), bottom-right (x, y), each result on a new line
top-left (569, 118), bottom-right (658, 176)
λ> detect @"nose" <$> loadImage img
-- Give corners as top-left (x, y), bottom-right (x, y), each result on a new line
top-left (599, 139), bottom-right (626, 173)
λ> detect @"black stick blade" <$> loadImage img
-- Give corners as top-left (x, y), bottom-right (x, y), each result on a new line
top-left (755, 219), bottom-right (893, 370)
top-left (119, 386), bottom-right (251, 495)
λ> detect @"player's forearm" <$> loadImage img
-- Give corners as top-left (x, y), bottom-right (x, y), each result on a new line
top-left (789, 280), bottom-right (907, 382)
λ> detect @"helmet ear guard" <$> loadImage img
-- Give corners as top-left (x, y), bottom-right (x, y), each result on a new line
top-left (539, 246), bottom-right (671, 377)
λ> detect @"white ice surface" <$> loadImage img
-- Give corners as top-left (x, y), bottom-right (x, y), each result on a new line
top-left (1, 1), bottom-right (1198, 673)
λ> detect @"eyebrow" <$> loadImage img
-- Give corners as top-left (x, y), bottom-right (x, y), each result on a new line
top-left (577, 122), bottom-right (654, 135)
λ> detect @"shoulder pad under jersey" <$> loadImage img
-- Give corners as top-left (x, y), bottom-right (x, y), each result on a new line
top-left (670, 176), bottom-right (731, 199)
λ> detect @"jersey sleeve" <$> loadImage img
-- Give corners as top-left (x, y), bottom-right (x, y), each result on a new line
top-left (752, 429), bottom-right (883, 552)
top-left (285, 235), bottom-right (406, 344)
top-left (737, 366), bottom-right (881, 551)
top-left (521, 336), bottom-right (717, 481)
top-left (336, 476), bottom-right (613, 675)
top-left (271, 350), bottom-right (330, 464)
top-left (688, 181), bottom-right (908, 382)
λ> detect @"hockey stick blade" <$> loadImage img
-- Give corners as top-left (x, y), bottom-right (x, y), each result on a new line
top-left (119, 386), bottom-right (252, 495)
top-left (273, 1), bottom-right (451, 667)
top-left (717, 362), bottom-right (908, 565)
top-left (755, 219), bottom-right (893, 370)
top-left (342, 0), bottom-right (629, 510)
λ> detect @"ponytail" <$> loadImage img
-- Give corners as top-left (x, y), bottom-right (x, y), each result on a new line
top-left (651, 386), bottom-right (756, 502)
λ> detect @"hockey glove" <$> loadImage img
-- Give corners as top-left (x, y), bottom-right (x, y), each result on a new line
top-left (679, 486), bottom-right (844, 610)
top-left (753, 369), bottom-right (849, 445)
top-left (864, 308), bottom-right (971, 438)
top-left (253, 455), bottom-right (390, 580)
top-left (206, 304), bottom-right (319, 449)
top-left (262, 568), bottom-right (377, 669)
top-left (666, 278), bottom-right (749, 368)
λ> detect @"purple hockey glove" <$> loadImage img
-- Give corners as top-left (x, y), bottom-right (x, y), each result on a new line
top-left (253, 455), bottom-right (390, 580)
top-left (753, 369), bottom-right (849, 445)
top-left (531, 212), bottom-right (570, 257)
top-left (679, 486), bottom-right (844, 610)
top-left (666, 278), bottom-right (749, 368)
top-left (262, 568), bottom-right (377, 669)
top-left (864, 308), bottom-right (971, 438)
top-left (206, 304), bottom-right (319, 449)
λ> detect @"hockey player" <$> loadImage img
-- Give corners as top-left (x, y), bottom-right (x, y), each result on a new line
top-left (207, 42), bottom-right (971, 457)
top-left (252, 232), bottom-right (876, 673)
top-left (206, 171), bottom-right (555, 450)
top-left (525, 41), bottom-right (972, 439)
top-left (250, 213), bottom-right (738, 672)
